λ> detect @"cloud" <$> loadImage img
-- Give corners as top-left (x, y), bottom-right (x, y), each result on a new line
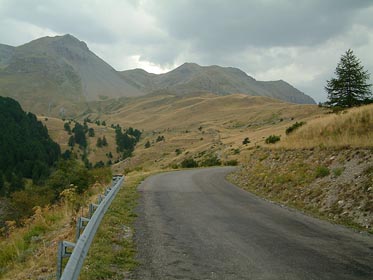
top-left (0, 0), bottom-right (372, 102)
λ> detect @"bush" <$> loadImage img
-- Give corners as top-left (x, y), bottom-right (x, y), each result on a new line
top-left (144, 141), bottom-right (151, 148)
top-left (224, 160), bottom-right (238, 166)
top-left (242, 137), bottom-right (250, 145)
top-left (181, 158), bottom-right (198, 168)
top-left (315, 165), bottom-right (330, 178)
top-left (285, 122), bottom-right (305, 135)
top-left (201, 155), bottom-right (221, 167)
top-left (265, 135), bottom-right (281, 144)
top-left (332, 167), bottom-right (344, 177)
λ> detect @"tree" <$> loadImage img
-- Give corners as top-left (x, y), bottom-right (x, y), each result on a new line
top-left (68, 135), bottom-right (75, 147)
top-left (102, 136), bottom-right (108, 146)
top-left (144, 140), bottom-right (151, 148)
top-left (88, 127), bottom-right (95, 137)
top-left (242, 137), bottom-right (250, 145)
top-left (72, 123), bottom-right (87, 148)
top-left (64, 122), bottom-right (71, 134)
top-left (326, 49), bottom-right (372, 108)
top-left (96, 137), bottom-right (103, 148)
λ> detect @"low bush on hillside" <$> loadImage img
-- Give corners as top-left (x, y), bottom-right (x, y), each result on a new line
top-left (242, 137), bottom-right (250, 145)
top-left (181, 158), bottom-right (198, 168)
top-left (200, 155), bottom-right (221, 167)
top-left (315, 165), bottom-right (330, 178)
top-left (224, 160), bottom-right (238, 166)
top-left (265, 135), bottom-right (281, 144)
top-left (279, 104), bottom-right (373, 148)
top-left (285, 121), bottom-right (305, 135)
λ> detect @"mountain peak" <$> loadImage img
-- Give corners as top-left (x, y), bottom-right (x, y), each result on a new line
top-left (53, 34), bottom-right (89, 51)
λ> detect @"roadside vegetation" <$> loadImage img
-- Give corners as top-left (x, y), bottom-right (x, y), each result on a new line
top-left (278, 104), bottom-right (373, 149)
top-left (229, 147), bottom-right (373, 233)
top-left (0, 167), bottom-right (112, 279)
top-left (80, 171), bottom-right (152, 279)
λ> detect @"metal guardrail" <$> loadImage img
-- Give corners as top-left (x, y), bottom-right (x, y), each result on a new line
top-left (56, 175), bottom-right (124, 280)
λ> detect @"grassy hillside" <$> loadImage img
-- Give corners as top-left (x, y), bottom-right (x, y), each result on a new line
top-left (278, 104), bottom-right (373, 148)
top-left (39, 116), bottom-right (121, 166)
top-left (91, 93), bottom-right (323, 172)
top-left (230, 103), bottom-right (373, 232)
top-left (2, 93), bottom-right (372, 279)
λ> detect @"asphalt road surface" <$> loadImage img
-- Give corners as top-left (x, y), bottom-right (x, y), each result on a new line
top-left (132, 167), bottom-right (373, 280)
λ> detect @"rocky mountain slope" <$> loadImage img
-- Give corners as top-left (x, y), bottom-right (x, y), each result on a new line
top-left (0, 35), bottom-right (142, 115)
top-left (121, 63), bottom-right (316, 104)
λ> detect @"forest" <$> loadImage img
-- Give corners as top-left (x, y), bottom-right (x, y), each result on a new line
top-left (0, 97), bottom-right (60, 195)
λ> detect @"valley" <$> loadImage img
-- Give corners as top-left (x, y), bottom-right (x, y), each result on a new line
top-left (0, 34), bottom-right (372, 280)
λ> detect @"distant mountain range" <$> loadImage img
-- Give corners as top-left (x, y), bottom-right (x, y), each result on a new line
top-left (120, 63), bottom-right (315, 104)
top-left (0, 34), bottom-right (315, 115)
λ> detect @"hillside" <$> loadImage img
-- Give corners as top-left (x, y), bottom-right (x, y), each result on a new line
top-left (74, 93), bottom-right (321, 172)
top-left (0, 35), bottom-right (142, 116)
top-left (121, 63), bottom-right (316, 104)
top-left (0, 97), bottom-right (60, 196)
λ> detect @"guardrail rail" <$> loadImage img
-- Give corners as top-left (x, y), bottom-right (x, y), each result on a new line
top-left (56, 175), bottom-right (124, 280)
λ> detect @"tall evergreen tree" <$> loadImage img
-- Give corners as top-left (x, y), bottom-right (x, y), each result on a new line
top-left (325, 49), bottom-right (372, 108)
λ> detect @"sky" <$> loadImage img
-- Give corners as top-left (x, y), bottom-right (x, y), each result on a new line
top-left (0, 0), bottom-right (373, 102)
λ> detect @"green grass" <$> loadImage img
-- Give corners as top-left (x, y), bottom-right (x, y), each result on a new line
top-left (315, 165), bottom-right (330, 178)
top-left (79, 173), bottom-right (147, 279)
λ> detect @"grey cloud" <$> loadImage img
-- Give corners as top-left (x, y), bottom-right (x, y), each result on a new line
top-left (149, 0), bottom-right (372, 53)
top-left (0, 0), bottom-right (118, 43)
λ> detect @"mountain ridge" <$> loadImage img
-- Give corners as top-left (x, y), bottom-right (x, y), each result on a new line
top-left (0, 34), bottom-right (315, 116)
top-left (121, 62), bottom-right (316, 104)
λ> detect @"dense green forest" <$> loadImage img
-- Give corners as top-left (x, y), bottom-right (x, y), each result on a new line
top-left (0, 97), bottom-right (60, 195)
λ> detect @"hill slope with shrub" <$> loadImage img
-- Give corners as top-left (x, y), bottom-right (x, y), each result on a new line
top-left (229, 104), bottom-right (373, 232)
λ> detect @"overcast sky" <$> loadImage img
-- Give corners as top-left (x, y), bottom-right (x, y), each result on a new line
top-left (1, 0), bottom-right (372, 102)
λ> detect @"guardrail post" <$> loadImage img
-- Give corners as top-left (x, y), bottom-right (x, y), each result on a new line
top-left (89, 203), bottom-right (99, 218)
top-left (97, 194), bottom-right (104, 204)
top-left (75, 217), bottom-right (90, 241)
top-left (56, 241), bottom-right (75, 279)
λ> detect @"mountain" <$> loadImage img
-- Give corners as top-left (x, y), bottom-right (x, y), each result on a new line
top-left (0, 34), bottom-right (142, 115)
top-left (0, 35), bottom-right (315, 117)
top-left (121, 63), bottom-right (316, 104)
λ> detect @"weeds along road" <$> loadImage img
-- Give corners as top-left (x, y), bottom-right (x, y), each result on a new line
top-left (132, 167), bottom-right (373, 280)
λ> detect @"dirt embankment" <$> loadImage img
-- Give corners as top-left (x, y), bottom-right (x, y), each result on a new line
top-left (229, 147), bottom-right (373, 232)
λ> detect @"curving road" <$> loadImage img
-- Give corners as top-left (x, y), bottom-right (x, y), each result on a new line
top-left (132, 167), bottom-right (373, 280)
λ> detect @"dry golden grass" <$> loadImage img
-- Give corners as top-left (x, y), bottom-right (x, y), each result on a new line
top-left (279, 104), bottom-right (373, 149)
top-left (0, 176), bottom-right (110, 279)
top-left (39, 117), bottom-right (120, 165)
top-left (104, 93), bottom-right (324, 171)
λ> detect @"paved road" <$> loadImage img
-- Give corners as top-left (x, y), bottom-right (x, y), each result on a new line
top-left (132, 167), bottom-right (373, 280)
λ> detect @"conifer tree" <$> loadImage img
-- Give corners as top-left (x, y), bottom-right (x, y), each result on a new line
top-left (326, 49), bottom-right (372, 108)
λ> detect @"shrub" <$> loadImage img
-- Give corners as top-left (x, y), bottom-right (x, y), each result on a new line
top-left (232, 148), bottom-right (240, 155)
top-left (224, 160), bottom-right (238, 166)
top-left (265, 135), bottom-right (281, 144)
top-left (315, 165), bottom-right (330, 178)
top-left (201, 155), bottom-right (221, 167)
top-left (285, 121), bottom-right (305, 135)
top-left (175, 149), bottom-right (182, 155)
top-left (242, 137), bottom-right (250, 145)
top-left (180, 158), bottom-right (198, 168)
top-left (332, 167), bottom-right (344, 177)
top-left (144, 141), bottom-right (151, 148)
